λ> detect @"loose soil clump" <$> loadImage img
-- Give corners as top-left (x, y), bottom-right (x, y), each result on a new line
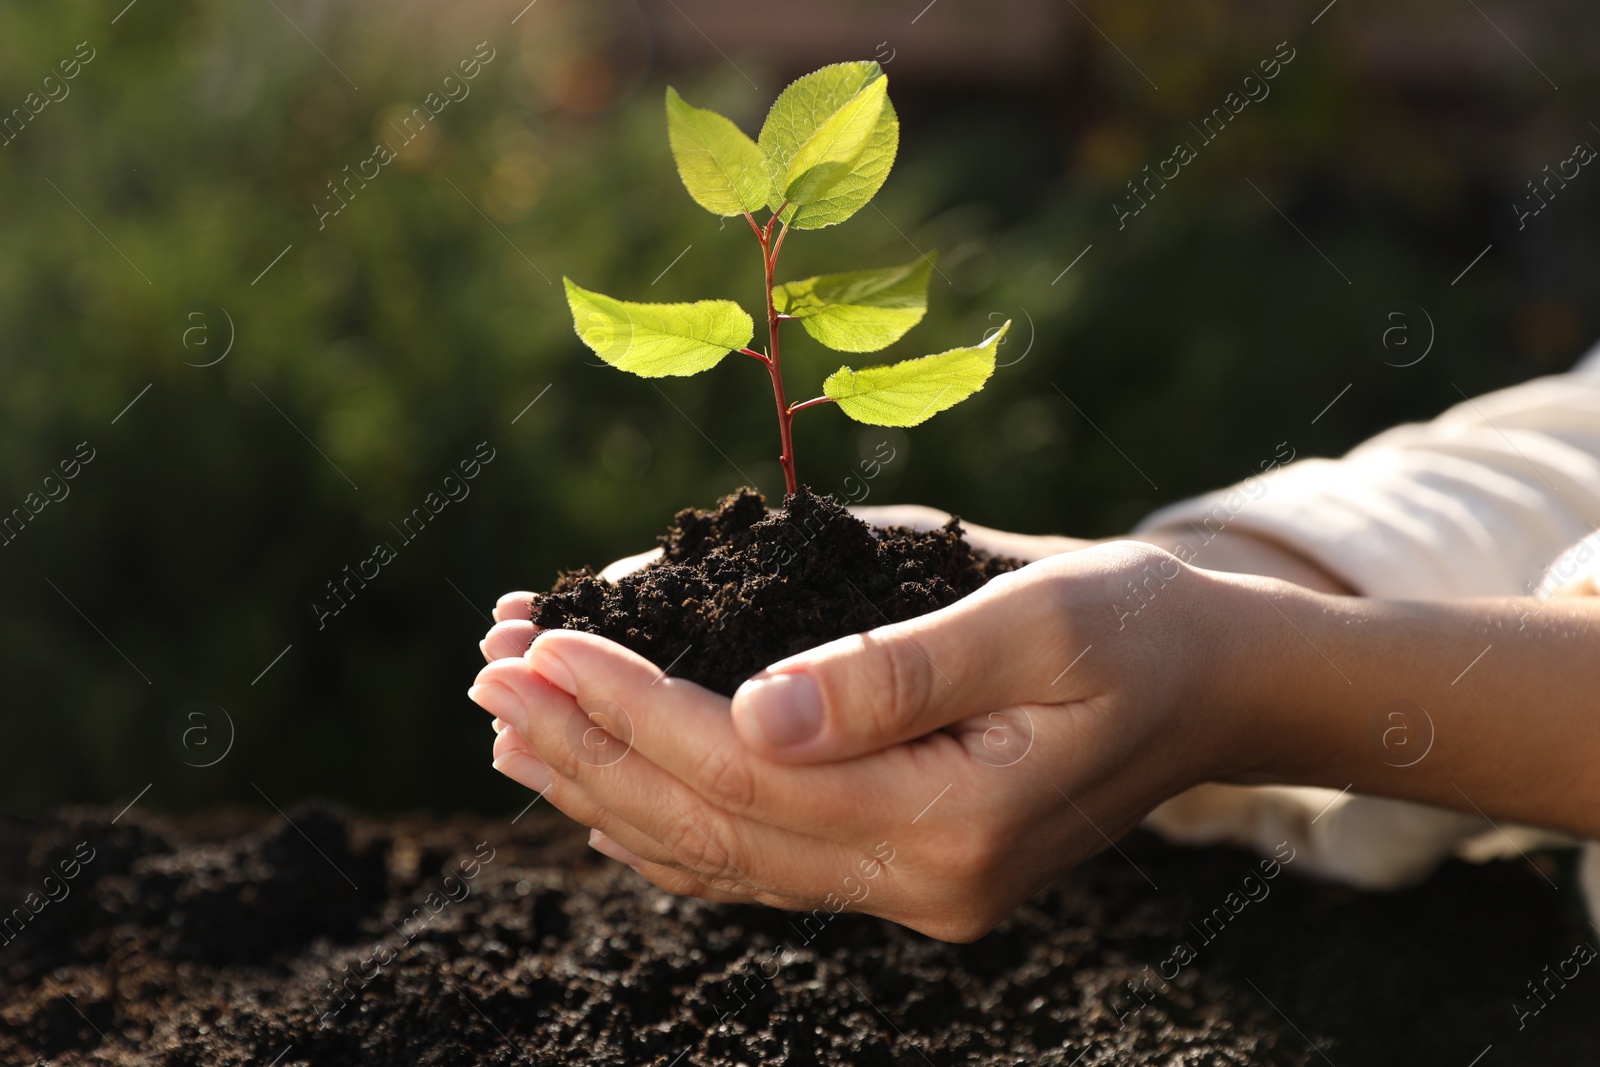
top-left (532, 487), bottom-right (1020, 696)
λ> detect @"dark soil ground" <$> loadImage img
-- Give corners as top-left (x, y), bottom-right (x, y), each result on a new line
top-left (1, 804), bottom-right (1596, 1066)
top-left (530, 488), bottom-right (1020, 696)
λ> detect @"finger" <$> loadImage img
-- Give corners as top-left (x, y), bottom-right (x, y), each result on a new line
top-left (481, 620), bottom-right (539, 662)
top-left (493, 591), bottom-right (536, 623)
top-left (491, 718), bottom-right (532, 758)
top-left (587, 827), bottom-right (647, 866)
top-left (600, 548), bottom-right (662, 582)
top-left (492, 735), bottom-right (732, 883)
top-left (587, 829), bottom-right (764, 905)
top-left (473, 655), bottom-right (881, 901)
top-left (478, 660), bottom-right (845, 898)
top-left (478, 666), bottom-right (778, 890)
top-left (727, 562), bottom-right (1072, 763)
top-left (490, 727), bottom-right (693, 870)
top-left (489, 700), bottom-right (972, 895)
top-left (505, 631), bottom-right (909, 837)
top-left (490, 743), bottom-right (553, 797)
top-left (608, 848), bottom-right (756, 905)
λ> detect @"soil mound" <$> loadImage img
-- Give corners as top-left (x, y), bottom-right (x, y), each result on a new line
top-left (531, 487), bottom-right (1020, 696)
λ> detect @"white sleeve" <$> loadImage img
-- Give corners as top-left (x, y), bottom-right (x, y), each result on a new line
top-left (1135, 346), bottom-right (1600, 598)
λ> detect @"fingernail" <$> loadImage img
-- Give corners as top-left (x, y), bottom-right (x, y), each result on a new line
top-left (493, 752), bottom-right (553, 792)
top-left (734, 671), bottom-right (824, 749)
top-left (491, 718), bottom-right (505, 735)
top-left (588, 828), bottom-right (646, 867)
top-left (526, 640), bottom-right (577, 696)
top-left (468, 683), bottom-right (526, 733)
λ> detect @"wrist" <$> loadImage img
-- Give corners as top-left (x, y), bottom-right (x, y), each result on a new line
top-left (1165, 574), bottom-right (1600, 838)
top-left (1136, 527), bottom-right (1354, 595)
top-left (1192, 573), bottom-right (1402, 790)
top-left (1183, 567), bottom-right (1312, 782)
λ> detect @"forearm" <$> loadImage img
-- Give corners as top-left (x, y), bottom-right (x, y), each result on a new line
top-left (1215, 575), bottom-right (1600, 837)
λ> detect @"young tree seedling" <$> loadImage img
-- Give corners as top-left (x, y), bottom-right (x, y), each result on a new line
top-left (564, 60), bottom-right (1009, 495)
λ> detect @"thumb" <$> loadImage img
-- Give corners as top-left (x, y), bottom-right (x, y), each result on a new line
top-left (729, 566), bottom-right (1066, 763)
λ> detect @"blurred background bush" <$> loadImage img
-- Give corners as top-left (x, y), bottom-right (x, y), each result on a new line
top-left (1, 0), bottom-right (1595, 816)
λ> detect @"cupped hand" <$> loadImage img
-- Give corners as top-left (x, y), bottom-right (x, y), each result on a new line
top-left (468, 543), bottom-right (1252, 941)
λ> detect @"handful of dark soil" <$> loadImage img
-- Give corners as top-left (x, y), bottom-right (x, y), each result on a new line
top-left (531, 487), bottom-right (1022, 696)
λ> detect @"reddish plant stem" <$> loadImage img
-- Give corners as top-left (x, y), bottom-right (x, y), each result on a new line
top-left (759, 210), bottom-right (799, 496)
top-left (770, 218), bottom-right (791, 264)
top-left (742, 207), bottom-right (805, 494)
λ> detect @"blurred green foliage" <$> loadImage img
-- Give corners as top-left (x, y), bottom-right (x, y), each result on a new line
top-left (0, 0), bottom-right (1594, 815)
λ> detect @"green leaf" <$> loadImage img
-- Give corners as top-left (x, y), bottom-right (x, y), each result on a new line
top-left (564, 278), bottom-right (753, 378)
top-left (758, 61), bottom-right (899, 229)
top-left (773, 255), bottom-right (935, 353)
top-left (664, 87), bottom-right (771, 216)
top-left (781, 76), bottom-right (887, 205)
top-left (823, 321), bottom-right (1010, 426)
